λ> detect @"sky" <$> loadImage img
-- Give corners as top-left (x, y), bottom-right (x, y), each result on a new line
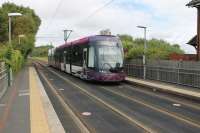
top-left (0, 0), bottom-right (197, 53)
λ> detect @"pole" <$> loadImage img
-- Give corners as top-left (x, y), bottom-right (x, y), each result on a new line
top-left (9, 16), bottom-right (11, 44)
top-left (197, 8), bottom-right (200, 61)
top-left (143, 28), bottom-right (147, 80)
top-left (137, 26), bottom-right (147, 79)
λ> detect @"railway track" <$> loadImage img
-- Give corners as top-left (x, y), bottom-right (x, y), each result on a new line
top-left (35, 64), bottom-right (91, 133)
top-left (34, 61), bottom-right (200, 133)
top-left (34, 62), bottom-right (150, 133)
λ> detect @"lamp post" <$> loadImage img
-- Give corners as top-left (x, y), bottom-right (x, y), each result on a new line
top-left (18, 34), bottom-right (25, 44)
top-left (8, 13), bottom-right (22, 44)
top-left (137, 25), bottom-right (147, 80)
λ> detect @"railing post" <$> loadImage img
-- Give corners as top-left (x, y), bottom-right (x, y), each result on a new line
top-left (7, 65), bottom-right (12, 87)
top-left (157, 67), bottom-right (160, 81)
top-left (143, 55), bottom-right (146, 80)
top-left (128, 64), bottom-right (130, 76)
top-left (7, 66), bottom-right (10, 87)
top-left (177, 62), bottom-right (180, 84)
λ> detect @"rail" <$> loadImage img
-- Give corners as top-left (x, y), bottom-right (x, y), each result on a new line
top-left (0, 62), bottom-right (11, 98)
top-left (125, 63), bottom-right (200, 88)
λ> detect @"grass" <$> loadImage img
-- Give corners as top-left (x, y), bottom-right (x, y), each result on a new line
top-left (31, 56), bottom-right (48, 62)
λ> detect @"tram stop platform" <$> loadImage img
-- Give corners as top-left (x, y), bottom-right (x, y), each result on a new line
top-left (0, 66), bottom-right (65, 133)
top-left (126, 77), bottom-right (200, 101)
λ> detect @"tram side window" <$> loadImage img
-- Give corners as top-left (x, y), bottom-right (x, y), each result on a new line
top-left (58, 52), bottom-right (62, 63)
top-left (60, 51), bottom-right (64, 63)
top-left (63, 49), bottom-right (69, 64)
top-left (54, 52), bottom-right (58, 62)
top-left (88, 46), bottom-right (94, 68)
top-left (72, 46), bottom-right (83, 66)
top-left (65, 50), bottom-right (69, 64)
top-left (67, 48), bottom-right (71, 64)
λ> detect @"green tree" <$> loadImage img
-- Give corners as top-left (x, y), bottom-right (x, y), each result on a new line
top-left (0, 2), bottom-right (41, 72)
top-left (0, 3), bottom-right (41, 57)
top-left (31, 45), bottom-right (54, 57)
top-left (118, 34), bottom-right (184, 60)
top-left (118, 34), bottom-right (134, 52)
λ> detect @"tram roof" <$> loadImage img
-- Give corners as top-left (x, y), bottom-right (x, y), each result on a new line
top-left (57, 35), bottom-right (118, 50)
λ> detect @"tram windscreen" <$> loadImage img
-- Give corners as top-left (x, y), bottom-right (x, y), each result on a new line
top-left (97, 41), bottom-right (124, 71)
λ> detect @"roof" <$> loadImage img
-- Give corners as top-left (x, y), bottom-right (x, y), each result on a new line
top-left (57, 37), bottom-right (89, 50)
top-left (187, 35), bottom-right (197, 47)
top-left (57, 35), bottom-right (118, 50)
top-left (187, 0), bottom-right (200, 7)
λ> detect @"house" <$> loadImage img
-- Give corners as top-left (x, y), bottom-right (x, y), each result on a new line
top-left (169, 53), bottom-right (196, 61)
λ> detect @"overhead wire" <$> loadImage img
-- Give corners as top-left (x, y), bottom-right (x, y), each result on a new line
top-left (72, 0), bottom-right (116, 38)
top-left (40, 0), bottom-right (116, 42)
top-left (38, 0), bottom-right (64, 43)
top-left (74, 0), bottom-right (116, 26)
top-left (49, 0), bottom-right (64, 27)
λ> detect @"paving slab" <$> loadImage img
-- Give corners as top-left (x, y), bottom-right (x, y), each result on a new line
top-left (126, 77), bottom-right (200, 100)
top-left (0, 66), bottom-right (65, 133)
top-left (0, 67), bottom-right (30, 133)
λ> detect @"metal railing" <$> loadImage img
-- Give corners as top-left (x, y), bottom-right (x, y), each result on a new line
top-left (125, 60), bottom-right (200, 88)
top-left (0, 62), bottom-right (10, 97)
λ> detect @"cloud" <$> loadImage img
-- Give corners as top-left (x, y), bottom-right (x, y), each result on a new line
top-left (0, 0), bottom-right (197, 53)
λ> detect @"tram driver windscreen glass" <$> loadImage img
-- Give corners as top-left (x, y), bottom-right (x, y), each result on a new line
top-left (97, 41), bottom-right (123, 72)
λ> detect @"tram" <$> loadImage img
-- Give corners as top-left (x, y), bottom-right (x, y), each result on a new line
top-left (48, 35), bottom-right (126, 82)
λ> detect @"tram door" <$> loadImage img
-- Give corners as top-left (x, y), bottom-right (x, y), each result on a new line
top-left (63, 51), bottom-right (66, 71)
top-left (83, 48), bottom-right (87, 74)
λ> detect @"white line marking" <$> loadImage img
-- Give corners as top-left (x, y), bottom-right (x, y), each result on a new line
top-left (19, 92), bottom-right (30, 96)
top-left (173, 103), bottom-right (181, 107)
top-left (82, 112), bottom-right (92, 116)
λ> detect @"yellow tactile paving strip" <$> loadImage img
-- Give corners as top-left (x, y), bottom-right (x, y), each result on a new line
top-left (29, 67), bottom-right (50, 133)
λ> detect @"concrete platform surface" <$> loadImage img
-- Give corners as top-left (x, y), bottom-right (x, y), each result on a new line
top-left (0, 66), bottom-right (65, 133)
top-left (126, 77), bottom-right (200, 100)
top-left (0, 67), bottom-right (30, 133)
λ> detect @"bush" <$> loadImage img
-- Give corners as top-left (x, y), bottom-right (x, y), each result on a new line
top-left (0, 45), bottom-right (24, 72)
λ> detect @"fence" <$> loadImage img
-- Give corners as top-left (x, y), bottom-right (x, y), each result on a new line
top-left (0, 61), bottom-right (10, 97)
top-left (125, 59), bottom-right (200, 88)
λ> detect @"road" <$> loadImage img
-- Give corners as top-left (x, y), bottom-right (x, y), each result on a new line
top-left (34, 61), bottom-right (200, 133)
